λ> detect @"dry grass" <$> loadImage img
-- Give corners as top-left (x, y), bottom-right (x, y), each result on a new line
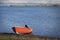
top-left (0, 34), bottom-right (60, 40)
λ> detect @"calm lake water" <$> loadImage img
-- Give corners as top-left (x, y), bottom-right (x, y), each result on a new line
top-left (0, 6), bottom-right (60, 38)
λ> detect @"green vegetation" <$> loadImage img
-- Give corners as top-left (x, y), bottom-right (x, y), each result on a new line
top-left (0, 34), bottom-right (60, 40)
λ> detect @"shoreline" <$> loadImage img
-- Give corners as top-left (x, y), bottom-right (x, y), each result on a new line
top-left (0, 33), bottom-right (60, 38)
top-left (10, 4), bottom-right (60, 6)
top-left (0, 33), bottom-right (60, 40)
top-left (0, 3), bottom-right (60, 6)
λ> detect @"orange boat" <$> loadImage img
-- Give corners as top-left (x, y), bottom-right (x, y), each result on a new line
top-left (12, 27), bottom-right (32, 35)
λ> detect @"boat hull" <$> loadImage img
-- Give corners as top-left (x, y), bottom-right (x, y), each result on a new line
top-left (12, 27), bottom-right (32, 35)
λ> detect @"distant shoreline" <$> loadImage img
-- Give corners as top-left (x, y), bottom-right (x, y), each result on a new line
top-left (10, 4), bottom-right (60, 6)
top-left (0, 3), bottom-right (60, 6)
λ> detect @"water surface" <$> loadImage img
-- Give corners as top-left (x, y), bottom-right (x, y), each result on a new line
top-left (0, 6), bottom-right (60, 38)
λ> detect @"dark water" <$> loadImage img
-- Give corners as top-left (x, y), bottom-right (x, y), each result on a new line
top-left (0, 6), bottom-right (60, 38)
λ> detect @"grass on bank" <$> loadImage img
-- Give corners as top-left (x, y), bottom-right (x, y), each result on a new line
top-left (0, 34), bottom-right (60, 40)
